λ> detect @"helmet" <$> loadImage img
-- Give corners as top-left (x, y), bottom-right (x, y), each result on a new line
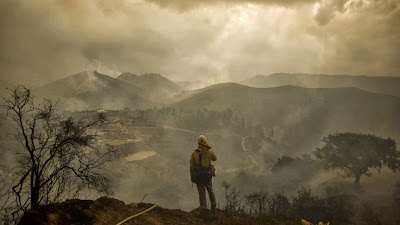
top-left (198, 135), bottom-right (211, 148)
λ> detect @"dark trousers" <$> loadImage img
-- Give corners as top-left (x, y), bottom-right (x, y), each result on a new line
top-left (196, 179), bottom-right (216, 210)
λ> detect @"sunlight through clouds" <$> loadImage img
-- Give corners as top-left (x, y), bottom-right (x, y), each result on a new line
top-left (0, 0), bottom-right (399, 85)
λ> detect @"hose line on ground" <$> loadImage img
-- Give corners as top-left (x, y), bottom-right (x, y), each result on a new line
top-left (116, 204), bottom-right (157, 225)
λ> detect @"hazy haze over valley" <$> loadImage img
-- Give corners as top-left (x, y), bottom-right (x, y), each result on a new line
top-left (2, 70), bottom-right (400, 213)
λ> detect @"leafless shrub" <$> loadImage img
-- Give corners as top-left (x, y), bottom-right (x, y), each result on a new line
top-left (1, 86), bottom-right (114, 223)
top-left (222, 181), bottom-right (246, 214)
top-left (222, 183), bottom-right (354, 225)
top-left (245, 192), bottom-right (269, 217)
top-left (269, 193), bottom-right (290, 219)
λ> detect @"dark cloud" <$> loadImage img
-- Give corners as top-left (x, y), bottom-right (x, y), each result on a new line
top-left (314, 0), bottom-right (349, 25)
top-left (0, 0), bottom-right (399, 87)
top-left (311, 0), bottom-right (400, 75)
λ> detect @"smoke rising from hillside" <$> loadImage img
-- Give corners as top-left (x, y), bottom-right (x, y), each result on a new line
top-left (0, 0), bottom-right (399, 86)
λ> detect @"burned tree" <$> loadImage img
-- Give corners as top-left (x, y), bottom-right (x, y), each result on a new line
top-left (2, 86), bottom-right (113, 218)
top-left (314, 132), bottom-right (400, 188)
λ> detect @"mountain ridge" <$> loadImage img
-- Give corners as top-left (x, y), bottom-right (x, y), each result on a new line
top-left (34, 71), bottom-right (149, 110)
top-left (34, 71), bottom-right (185, 110)
top-left (241, 73), bottom-right (400, 97)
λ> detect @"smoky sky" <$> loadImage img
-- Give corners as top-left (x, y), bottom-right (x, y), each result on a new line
top-left (0, 0), bottom-right (399, 86)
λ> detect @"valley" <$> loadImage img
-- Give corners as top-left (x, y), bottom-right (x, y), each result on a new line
top-left (1, 71), bottom-right (400, 216)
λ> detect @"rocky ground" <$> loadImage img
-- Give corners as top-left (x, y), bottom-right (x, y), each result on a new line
top-left (19, 197), bottom-right (263, 225)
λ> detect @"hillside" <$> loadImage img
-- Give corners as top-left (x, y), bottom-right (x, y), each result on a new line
top-left (18, 197), bottom-right (258, 225)
top-left (241, 73), bottom-right (400, 97)
top-left (117, 72), bottom-right (183, 102)
top-left (173, 83), bottom-right (400, 154)
top-left (35, 71), bottom-right (150, 110)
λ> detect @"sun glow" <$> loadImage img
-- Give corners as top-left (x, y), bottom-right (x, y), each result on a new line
top-left (312, 2), bottom-right (321, 15)
top-left (236, 3), bottom-right (259, 23)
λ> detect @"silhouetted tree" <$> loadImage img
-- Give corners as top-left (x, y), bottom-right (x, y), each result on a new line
top-left (2, 86), bottom-right (114, 220)
top-left (271, 156), bottom-right (295, 173)
top-left (314, 133), bottom-right (400, 188)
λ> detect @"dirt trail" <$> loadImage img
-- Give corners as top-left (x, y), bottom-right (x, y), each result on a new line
top-left (241, 137), bottom-right (259, 168)
top-left (218, 137), bottom-right (259, 173)
top-left (158, 124), bottom-right (198, 134)
top-left (123, 151), bottom-right (156, 161)
top-left (137, 123), bottom-right (198, 134)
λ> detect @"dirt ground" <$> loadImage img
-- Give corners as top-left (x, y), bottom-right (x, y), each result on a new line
top-left (18, 197), bottom-right (264, 225)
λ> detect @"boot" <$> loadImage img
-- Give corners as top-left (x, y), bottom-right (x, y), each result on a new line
top-left (209, 206), bottom-right (217, 220)
top-left (211, 205), bottom-right (216, 214)
top-left (197, 208), bottom-right (207, 219)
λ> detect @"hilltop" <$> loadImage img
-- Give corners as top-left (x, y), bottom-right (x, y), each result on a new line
top-left (19, 197), bottom-right (259, 225)
top-left (117, 72), bottom-right (183, 102)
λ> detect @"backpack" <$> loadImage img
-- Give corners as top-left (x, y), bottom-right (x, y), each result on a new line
top-left (194, 149), bottom-right (215, 185)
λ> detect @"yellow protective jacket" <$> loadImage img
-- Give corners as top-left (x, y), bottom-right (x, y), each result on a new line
top-left (190, 147), bottom-right (217, 181)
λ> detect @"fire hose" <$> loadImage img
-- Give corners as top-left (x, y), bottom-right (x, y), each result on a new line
top-left (116, 204), bottom-right (157, 225)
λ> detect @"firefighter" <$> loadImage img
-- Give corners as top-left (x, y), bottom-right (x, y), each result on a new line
top-left (190, 135), bottom-right (217, 218)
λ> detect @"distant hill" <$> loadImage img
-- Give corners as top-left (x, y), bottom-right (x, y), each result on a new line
top-left (176, 80), bottom-right (210, 90)
top-left (117, 72), bottom-right (183, 102)
top-left (241, 73), bottom-right (400, 97)
top-left (174, 83), bottom-right (400, 154)
top-left (34, 71), bottom-right (186, 110)
top-left (35, 71), bottom-right (150, 111)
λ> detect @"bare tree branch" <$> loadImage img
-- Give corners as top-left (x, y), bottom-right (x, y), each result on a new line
top-left (1, 85), bottom-right (114, 222)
